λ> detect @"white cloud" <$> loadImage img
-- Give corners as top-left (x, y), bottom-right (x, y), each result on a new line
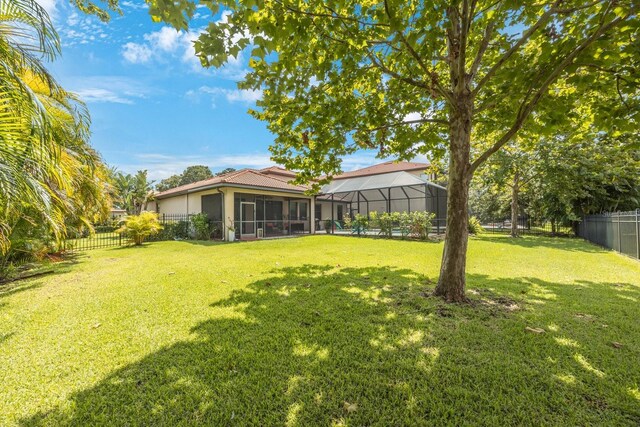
top-left (191, 86), bottom-right (262, 107)
top-left (144, 26), bottom-right (183, 52)
top-left (66, 11), bottom-right (79, 26)
top-left (57, 9), bottom-right (110, 46)
top-left (75, 88), bottom-right (134, 104)
top-left (121, 1), bottom-right (149, 10)
top-left (120, 153), bottom-right (274, 180)
top-left (121, 26), bottom-right (204, 72)
top-left (122, 42), bottom-right (154, 63)
top-left (71, 76), bottom-right (152, 104)
top-left (36, 0), bottom-right (58, 19)
top-left (121, 23), bottom-right (250, 79)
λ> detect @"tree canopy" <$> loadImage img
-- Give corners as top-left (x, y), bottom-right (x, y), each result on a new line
top-left (111, 170), bottom-right (154, 215)
top-left (137, 0), bottom-right (639, 301)
top-left (156, 165), bottom-right (214, 192)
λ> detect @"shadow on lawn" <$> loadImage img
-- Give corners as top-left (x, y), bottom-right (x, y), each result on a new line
top-left (21, 266), bottom-right (640, 426)
top-left (475, 234), bottom-right (606, 253)
top-left (0, 254), bottom-right (83, 301)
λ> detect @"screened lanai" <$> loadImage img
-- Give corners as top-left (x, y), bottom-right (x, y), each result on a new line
top-left (318, 171), bottom-right (448, 233)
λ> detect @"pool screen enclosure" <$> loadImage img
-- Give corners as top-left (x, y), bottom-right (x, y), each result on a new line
top-left (319, 171), bottom-right (447, 233)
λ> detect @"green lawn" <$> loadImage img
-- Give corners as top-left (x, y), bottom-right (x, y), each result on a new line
top-left (1, 235), bottom-right (639, 426)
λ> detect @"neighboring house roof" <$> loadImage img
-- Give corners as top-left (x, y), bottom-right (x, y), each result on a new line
top-left (259, 166), bottom-right (297, 179)
top-left (155, 168), bottom-right (309, 199)
top-left (154, 161), bottom-right (436, 200)
top-left (332, 161), bottom-right (429, 180)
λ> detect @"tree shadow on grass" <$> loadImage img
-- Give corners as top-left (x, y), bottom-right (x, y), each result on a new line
top-left (21, 266), bottom-right (640, 426)
top-left (0, 254), bottom-right (83, 301)
top-left (474, 234), bottom-right (607, 253)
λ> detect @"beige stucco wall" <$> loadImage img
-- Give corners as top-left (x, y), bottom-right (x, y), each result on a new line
top-left (156, 186), bottom-right (315, 238)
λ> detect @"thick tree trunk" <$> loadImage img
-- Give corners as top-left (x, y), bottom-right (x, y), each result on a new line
top-left (510, 170), bottom-right (519, 238)
top-left (434, 97), bottom-right (472, 303)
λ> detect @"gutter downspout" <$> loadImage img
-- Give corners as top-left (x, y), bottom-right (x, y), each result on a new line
top-left (216, 188), bottom-right (225, 240)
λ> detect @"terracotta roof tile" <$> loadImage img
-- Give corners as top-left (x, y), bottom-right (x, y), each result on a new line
top-left (223, 170), bottom-right (309, 192)
top-left (333, 161), bottom-right (429, 180)
top-left (259, 166), bottom-right (297, 178)
top-left (155, 168), bottom-right (308, 198)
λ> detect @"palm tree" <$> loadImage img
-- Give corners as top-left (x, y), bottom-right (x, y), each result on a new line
top-left (111, 170), bottom-right (154, 214)
top-left (0, 0), bottom-right (110, 257)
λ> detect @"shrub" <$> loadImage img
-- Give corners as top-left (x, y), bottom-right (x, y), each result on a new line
top-left (157, 220), bottom-right (189, 240)
top-left (191, 213), bottom-right (211, 240)
top-left (370, 211), bottom-right (395, 238)
top-left (468, 215), bottom-right (484, 235)
top-left (408, 211), bottom-right (434, 240)
top-left (368, 211), bottom-right (379, 230)
top-left (342, 213), bottom-right (352, 230)
top-left (397, 212), bottom-right (411, 238)
top-left (117, 212), bottom-right (162, 246)
top-left (352, 214), bottom-right (369, 234)
top-left (324, 219), bottom-right (332, 233)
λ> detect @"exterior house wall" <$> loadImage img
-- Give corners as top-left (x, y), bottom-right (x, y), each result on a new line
top-left (145, 201), bottom-right (157, 212)
top-left (156, 186), bottom-right (315, 239)
top-left (156, 195), bottom-right (189, 215)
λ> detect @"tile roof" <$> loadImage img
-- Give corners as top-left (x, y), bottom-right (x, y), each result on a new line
top-left (332, 161), bottom-right (429, 180)
top-left (154, 161), bottom-right (430, 198)
top-left (154, 168), bottom-right (308, 198)
top-left (259, 166), bottom-right (297, 178)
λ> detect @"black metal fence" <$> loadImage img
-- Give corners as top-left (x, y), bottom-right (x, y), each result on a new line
top-left (480, 216), bottom-right (574, 236)
top-left (577, 210), bottom-right (640, 260)
top-left (64, 214), bottom-right (224, 252)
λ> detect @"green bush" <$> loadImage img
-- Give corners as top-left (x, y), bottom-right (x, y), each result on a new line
top-left (323, 219), bottom-right (332, 233)
top-left (408, 211), bottom-right (434, 240)
top-left (117, 212), bottom-right (162, 246)
top-left (468, 215), bottom-right (484, 235)
top-left (397, 212), bottom-right (411, 238)
top-left (368, 211), bottom-right (379, 230)
top-left (342, 213), bottom-right (352, 230)
top-left (157, 221), bottom-right (189, 240)
top-left (351, 214), bottom-right (369, 234)
top-left (370, 211), bottom-right (395, 238)
top-left (191, 213), bottom-right (211, 240)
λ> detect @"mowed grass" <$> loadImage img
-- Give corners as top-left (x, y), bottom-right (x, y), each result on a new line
top-left (1, 235), bottom-right (639, 426)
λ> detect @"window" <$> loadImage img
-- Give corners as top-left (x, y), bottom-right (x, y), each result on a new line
top-left (299, 202), bottom-right (308, 220)
top-left (201, 194), bottom-right (222, 221)
top-left (315, 204), bottom-right (322, 221)
top-left (289, 202), bottom-right (298, 220)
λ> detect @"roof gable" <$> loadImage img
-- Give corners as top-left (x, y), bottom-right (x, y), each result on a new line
top-left (333, 161), bottom-right (429, 180)
top-left (155, 168), bottom-right (308, 198)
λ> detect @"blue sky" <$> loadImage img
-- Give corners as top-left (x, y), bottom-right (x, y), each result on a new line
top-left (36, 0), bottom-right (394, 181)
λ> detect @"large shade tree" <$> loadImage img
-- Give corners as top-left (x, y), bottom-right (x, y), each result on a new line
top-left (138, 0), bottom-right (639, 302)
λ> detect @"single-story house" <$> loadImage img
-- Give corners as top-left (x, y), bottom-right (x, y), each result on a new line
top-left (148, 167), bottom-right (313, 240)
top-left (148, 161), bottom-right (447, 240)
